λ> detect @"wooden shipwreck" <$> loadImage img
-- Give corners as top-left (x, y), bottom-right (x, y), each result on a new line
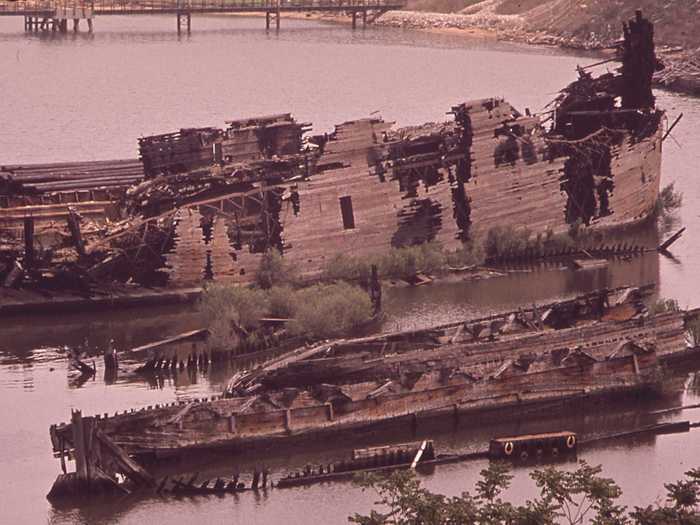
top-left (3, 11), bottom-right (667, 292)
top-left (47, 286), bottom-right (700, 496)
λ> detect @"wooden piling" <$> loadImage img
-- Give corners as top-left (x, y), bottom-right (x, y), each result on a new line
top-left (104, 339), bottom-right (118, 372)
top-left (71, 410), bottom-right (89, 483)
top-left (66, 208), bottom-right (86, 257)
top-left (276, 0), bottom-right (280, 31)
top-left (3, 260), bottom-right (23, 288)
top-left (23, 217), bottom-right (34, 269)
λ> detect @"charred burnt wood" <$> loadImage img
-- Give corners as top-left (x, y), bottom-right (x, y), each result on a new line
top-left (23, 217), bottom-right (34, 269)
top-left (621, 10), bottom-right (662, 110)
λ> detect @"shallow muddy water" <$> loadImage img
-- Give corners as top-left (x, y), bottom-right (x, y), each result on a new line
top-left (1, 13), bottom-right (700, 524)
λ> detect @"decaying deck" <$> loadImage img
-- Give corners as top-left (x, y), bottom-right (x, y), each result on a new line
top-left (47, 286), bottom-right (700, 497)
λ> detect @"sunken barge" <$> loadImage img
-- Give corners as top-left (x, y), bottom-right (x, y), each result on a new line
top-left (47, 286), bottom-right (700, 496)
top-left (3, 11), bottom-right (666, 293)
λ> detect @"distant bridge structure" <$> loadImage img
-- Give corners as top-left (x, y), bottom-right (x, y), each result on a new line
top-left (0, 0), bottom-right (404, 34)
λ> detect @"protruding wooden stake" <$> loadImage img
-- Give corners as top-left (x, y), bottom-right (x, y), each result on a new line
top-left (23, 217), bottom-right (34, 269)
top-left (66, 208), bottom-right (86, 258)
top-left (71, 410), bottom-right (89, 483)
top-left (658, 227), bottom-right (686, 252)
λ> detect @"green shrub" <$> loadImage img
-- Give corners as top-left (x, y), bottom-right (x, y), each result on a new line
top-left (267, 285), bottom-right (296, 319)
top-left (655, 182), bottom-right (684, 234)
top-left (199, 283), bottom-right (269, 351)
top-left (289, 282), bottom-right (374, 339)
top-left (377, 246), bottom-right (422, 280)
top-left (323, 253), bottom-right (372, 283)
top-left (484, 225), bottom-right (534, 259)
top-left (657, 182), bottom-right (684, 215)
top-left (650, 298), bottom-right (681, 315)
top-left (445, 240), bottom-right (485, 268)
top-left (322, 242), bottom-right (485, 283)
top-left (255, 248), bottom-right (299, 289)
top-left (200, 281), bottom-right (373, 350)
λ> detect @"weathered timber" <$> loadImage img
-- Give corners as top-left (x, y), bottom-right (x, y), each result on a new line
top-left (48, 288), bottom-right (698, 460)
top-left (5, 13), bottom-right (666, 292)
top-left (658, 227), bottom-right (686, 252)
top-left (66, 208), bottom-right (86, 257)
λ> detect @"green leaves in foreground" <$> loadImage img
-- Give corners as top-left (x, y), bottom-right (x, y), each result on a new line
top-left (350, 462), bottom-right (700, 525)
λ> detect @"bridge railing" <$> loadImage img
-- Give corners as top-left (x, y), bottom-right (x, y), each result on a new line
top-left (0, 0), bottom-right (400, 14)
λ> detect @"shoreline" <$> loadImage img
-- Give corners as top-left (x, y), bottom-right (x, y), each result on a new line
top-left (241, 9), bottom-right (700, 97)
top-left (373, 11), bottom-right (700, 96)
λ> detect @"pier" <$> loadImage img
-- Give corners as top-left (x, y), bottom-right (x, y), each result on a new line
top-left (0, 0), bottom-right (405, 34)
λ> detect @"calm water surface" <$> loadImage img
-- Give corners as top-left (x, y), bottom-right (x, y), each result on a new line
top-left (2, 14), bottom-right (700, 524)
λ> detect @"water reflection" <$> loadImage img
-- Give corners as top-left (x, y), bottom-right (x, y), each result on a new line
top-left (1, 12), bottom-right (699, 525)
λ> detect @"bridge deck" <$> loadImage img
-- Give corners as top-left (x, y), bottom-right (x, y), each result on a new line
top-left (0, 0), bottom-right (403, 16)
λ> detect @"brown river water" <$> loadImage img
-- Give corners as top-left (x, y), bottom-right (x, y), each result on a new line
top-left (1, 14), bottom-right (700, 524)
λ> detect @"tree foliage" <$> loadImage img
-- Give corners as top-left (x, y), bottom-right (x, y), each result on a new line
top-left (350, 462), bottom-right (700, 525)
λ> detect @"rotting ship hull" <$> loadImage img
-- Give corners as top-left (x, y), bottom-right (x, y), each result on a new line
top-left (48, 287), bottom-right (699, 459)
top-left (2, 12), bottom-right (667, 290)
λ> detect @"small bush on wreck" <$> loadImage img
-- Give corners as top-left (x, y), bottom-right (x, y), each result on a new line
top-left (657, 182), bottom-right (684, 215)
top-left (323, 253), bottom-right (373, 284)
top-left (484, 225), bottom-right (534, 259)
top-left (267, 285), bottom-right (297, 319)
top-left (378, 243), bottom-right (447, 280)
top-left (199, 283), bottom-right (269, 351)
top-left (445, 240), bottom-right (485, 268)
top-left (288, 282), bottom-right (374, 339)
top-left (322, 242), bottom-right (485, 283)
top-left (650, 297), bottom-right (681, 315)
top-left (483, 225), bottom-right (599, 260)
top-left (255, 248), bottom-right (299, 289)
top-left (655, 182), bottom-right (684, 234)
top-left (200, 281), bottom-right (373, 350)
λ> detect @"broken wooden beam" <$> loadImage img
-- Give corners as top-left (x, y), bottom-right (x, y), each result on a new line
top-left (658, 227), bottom-right (686, 252)
top-left (95, 431), bottom-right (155, 486)
top-left (23, 217), bottom-right (34, 269)
top-left (66, 207), bottom-right (86, 258)
top-left (662, 113), bottom-right (684, 142)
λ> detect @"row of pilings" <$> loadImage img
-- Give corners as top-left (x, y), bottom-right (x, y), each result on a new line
top-left (24, 15), bottom-right (93, 33)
